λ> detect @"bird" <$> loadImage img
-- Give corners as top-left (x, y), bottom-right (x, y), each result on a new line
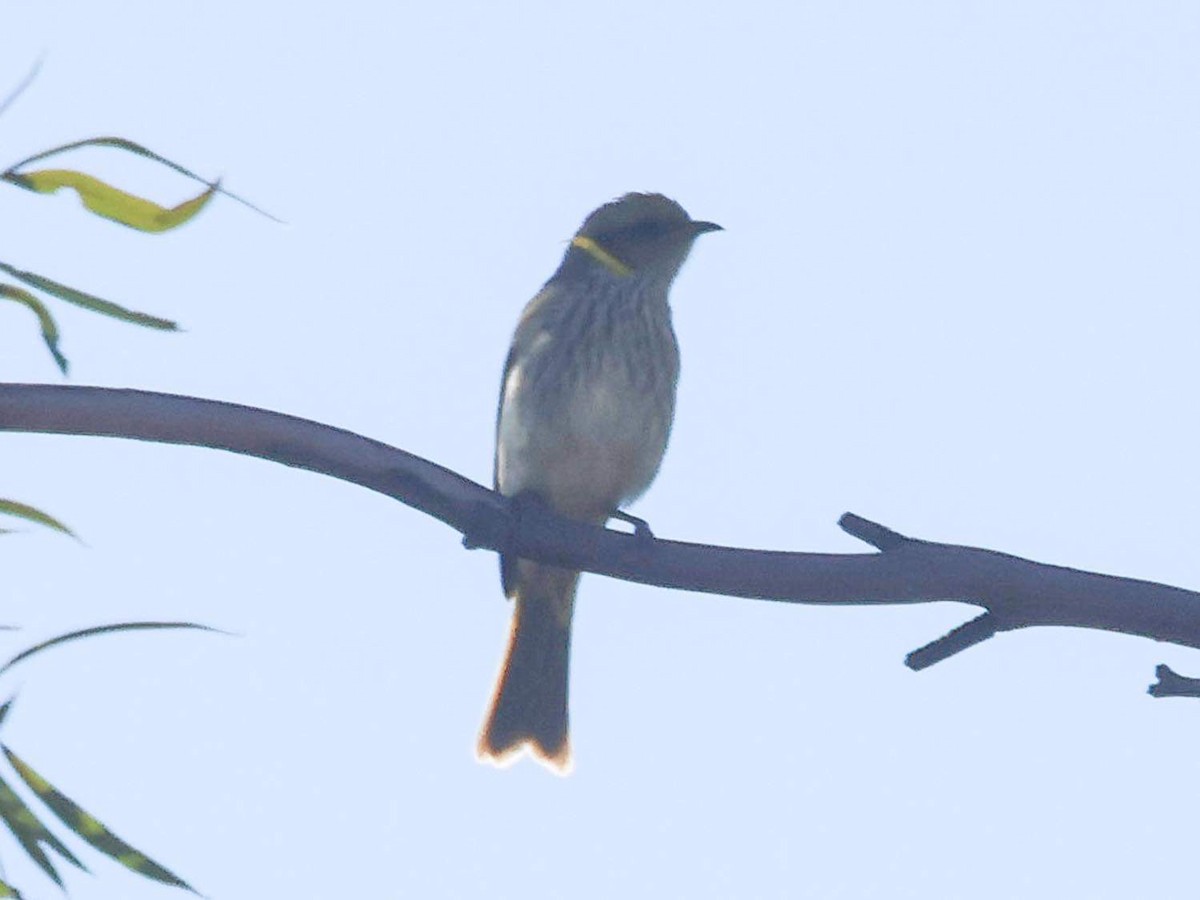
top-left (477, 192), bottom-right (721, 772)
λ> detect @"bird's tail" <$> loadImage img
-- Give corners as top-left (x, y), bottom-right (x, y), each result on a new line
top-left (477, 563), bottom-right (577, 773)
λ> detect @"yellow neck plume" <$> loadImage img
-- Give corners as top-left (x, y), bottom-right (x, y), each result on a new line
top-left (571, 235), bottom-right (633, 277)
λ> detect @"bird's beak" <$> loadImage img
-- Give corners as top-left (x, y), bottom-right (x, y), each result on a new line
top-left (691, 220), bottom-right (723, 235)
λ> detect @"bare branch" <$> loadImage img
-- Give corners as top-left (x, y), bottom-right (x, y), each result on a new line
top-left (906, 613), bottom-right (998, 670)
top-left (2, 383), bottom-right (1199, 687)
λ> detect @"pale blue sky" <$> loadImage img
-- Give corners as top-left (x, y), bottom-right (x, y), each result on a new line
top-left (2, 2), bottom-right (1199, 898)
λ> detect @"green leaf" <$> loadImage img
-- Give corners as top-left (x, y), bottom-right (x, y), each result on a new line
top-left (0, 499), bottom-right (75, 538)
top-left (0, 261), bottom-right (177, 330)
top-left (0, 770), bottom-right (87, 888)
top-left (3, 169), bottom-right (216, 234)
top-left (0, 621), bottom-right (227, 679)
top-left (4, 136), bottom-right (279, 222)
top-left (4, 747), bottom-right (196, 893)
top-left (0, 283), bottom-right (68, 373)
top-left (0, 873), bottom-right (22, 898)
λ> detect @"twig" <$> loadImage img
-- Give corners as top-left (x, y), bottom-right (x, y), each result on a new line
top-left (1148, 664), bottom-right (1200, 698)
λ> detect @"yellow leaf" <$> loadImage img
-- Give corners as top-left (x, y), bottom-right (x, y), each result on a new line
top-left (4, 135), bottom-right (279, 221)
top-left (3, 169), bottom-right (215, 234)
top-left (0, 283), bottom-right (68, 373)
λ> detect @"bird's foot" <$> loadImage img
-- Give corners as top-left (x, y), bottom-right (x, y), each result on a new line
top-left (611, 509), bottom-right (655, 541)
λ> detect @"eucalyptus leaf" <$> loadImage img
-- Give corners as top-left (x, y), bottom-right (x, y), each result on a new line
top-left (4, 136), bottom-right (278, 221)
top-left (4, 747), bottom-right (196, 893)
top-left (0, 771), bottom-right (87, 888)
top-left (0, 283), bottom-right (68, 373)
top-left (0, 261), bottom-right (177, 330)
top-left (0, 622), bottom-right (226, 679)
top-left (0, 499), bottom-right (75, 538)
top-left (3, 169), bottom-right (216, 234)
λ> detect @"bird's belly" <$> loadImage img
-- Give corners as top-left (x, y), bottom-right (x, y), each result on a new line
top-left (497, 377), bottom-right (671, 520)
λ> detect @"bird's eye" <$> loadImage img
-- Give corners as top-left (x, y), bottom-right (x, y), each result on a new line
top-left (627, 220), bottom-right (669, 241)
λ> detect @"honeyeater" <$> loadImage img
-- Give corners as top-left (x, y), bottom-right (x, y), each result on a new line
top-left (478, 193), bottom-right (720, 772)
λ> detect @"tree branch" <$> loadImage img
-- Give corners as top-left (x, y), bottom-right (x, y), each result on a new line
top-left (1148, 665), bottom-right (1200, 698)
top-left (2, 383), bottom-right (1198, 690)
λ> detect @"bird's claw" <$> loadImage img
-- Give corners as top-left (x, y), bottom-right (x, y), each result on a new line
top-left (611, 510), bottom-right (655, 541)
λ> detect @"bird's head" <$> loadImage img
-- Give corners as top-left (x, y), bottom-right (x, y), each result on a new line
top-left (562, 193), bottom-right (721, 283)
